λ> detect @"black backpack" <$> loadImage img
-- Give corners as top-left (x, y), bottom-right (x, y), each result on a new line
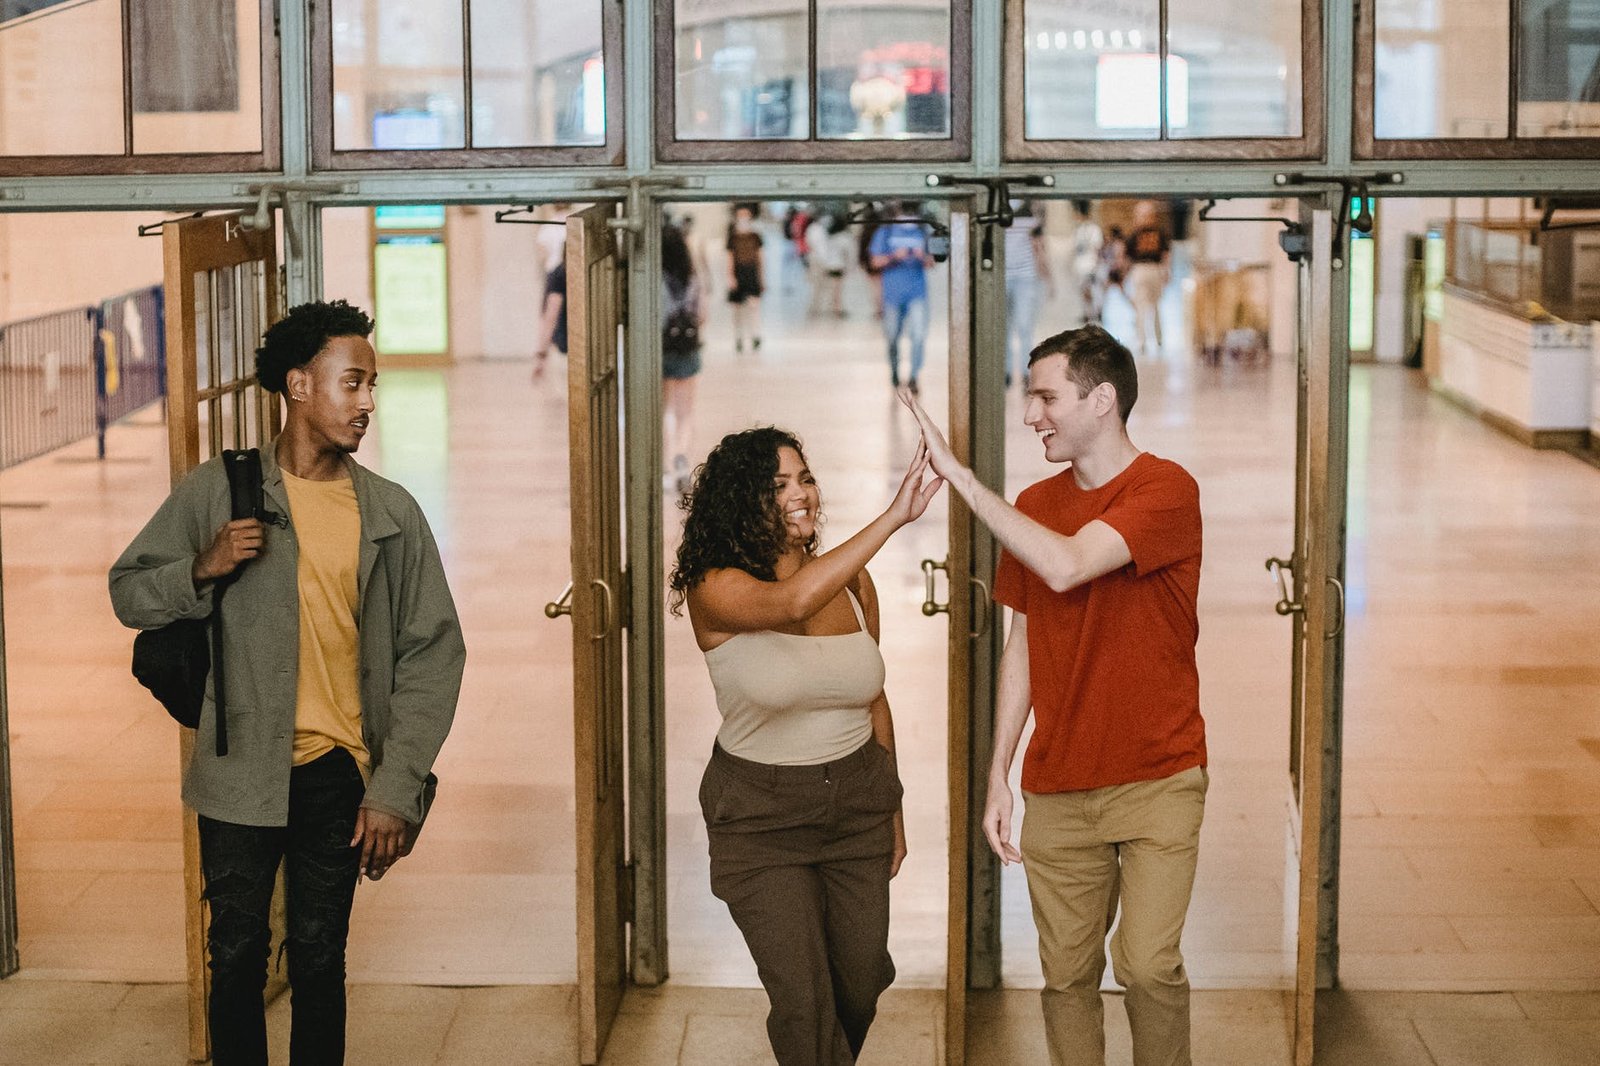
top-left (131, 449), bottom-right (272, 756)
top-left (663, 278), bottom-right (700, 355)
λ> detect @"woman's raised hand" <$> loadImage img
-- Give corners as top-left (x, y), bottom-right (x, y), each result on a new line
top-left (886, 437), bottom-right (945, 527)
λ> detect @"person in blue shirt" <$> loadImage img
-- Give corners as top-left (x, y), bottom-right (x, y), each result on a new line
top-left (868, 202), bottom-right (932, 393)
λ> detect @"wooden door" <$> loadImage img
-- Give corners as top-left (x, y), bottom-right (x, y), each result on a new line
top-left (161, 211), bottom-right (284, 1063)
top-left (563, 203), bottom-right (629, 1065)
top-left (1284, 204), bottom-right (1349, 1066)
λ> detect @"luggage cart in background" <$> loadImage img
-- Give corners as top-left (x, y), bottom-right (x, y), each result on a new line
top-left (1191, 260), bottom-right (1273, 365)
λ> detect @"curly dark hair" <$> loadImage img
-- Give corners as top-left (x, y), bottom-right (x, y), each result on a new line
top-left (255, 299), bottom-right (374, 394)
top-left (668, 426), bottom-right (820, 616)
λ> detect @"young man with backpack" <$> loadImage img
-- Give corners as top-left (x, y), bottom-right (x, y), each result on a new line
top-left (109, 300), bottom-right (466, 1065)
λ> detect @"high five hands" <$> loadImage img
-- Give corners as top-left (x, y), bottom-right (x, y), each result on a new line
top-left (897, 390), bottom-right (966, 487)
top-left (888, 436), bottom-right (946, 527)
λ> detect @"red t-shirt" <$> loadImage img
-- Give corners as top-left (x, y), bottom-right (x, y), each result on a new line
top-left (993, 453), bottom-right (1205, 793)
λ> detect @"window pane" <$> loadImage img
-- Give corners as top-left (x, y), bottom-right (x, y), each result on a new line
top-left (816, 0), bottom-right (951, 139)
top-left (333, 0), bottom-right (466, 150)
top-left (675, 3), bottom-right (809, 140)
top-left (1170, 0), bottom-right (1302, 138)
top-left (0, 0), bottom-right (124, 155)
top-left (1518, 2), bottom-right (1600, 138)
top-left (132, 0), bottom-right (264, 154)
top-left (1023, 1), bottom-right (1161, 139)
top-left (469, 0), bottom-right (605, 147)
top-left (1375, 0), bottom-right (1509, 138)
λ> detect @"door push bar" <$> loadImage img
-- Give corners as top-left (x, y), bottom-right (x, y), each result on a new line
top-left (922, 558), bottom-right (950, 616)
top-left (1267, 556), bottom-right (1346, 639)
top-left (923, 558), bottom-right (994, 640)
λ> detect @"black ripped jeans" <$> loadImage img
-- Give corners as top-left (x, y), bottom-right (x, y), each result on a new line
top-left (198, 747), bottom-right (365, 1066)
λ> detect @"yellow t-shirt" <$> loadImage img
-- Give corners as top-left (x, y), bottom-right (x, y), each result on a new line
top-left (282, 470), bottom-right (368, 772)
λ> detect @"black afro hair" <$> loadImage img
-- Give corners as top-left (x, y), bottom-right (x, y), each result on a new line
top-left (255, 299), bottom-right (374, 395)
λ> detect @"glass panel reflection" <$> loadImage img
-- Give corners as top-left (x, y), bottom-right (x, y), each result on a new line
top-left (1170, 0), bottom-right (1301, 138)
top-left (332, 0), bottom-right (466, 150)
top-left (1375, 0), bottom-right (1509, 138)
top-left (674, 2), bottom-right (809, 139)
top-left (1023, 1), bottom-right (1161, 139)
top-left (1518, 1), bottom-right (1600, 138)
top-left (132, 0), bottom-right (264, 154)
top-left (469, 0), bottom-right (605, 146)
top-left (816, 0), bottom-right (951, 139)
top-left (0, 0), bottom-right (125, 155)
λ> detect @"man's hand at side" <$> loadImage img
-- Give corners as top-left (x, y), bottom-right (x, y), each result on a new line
top-left (352, 806), bottom-right (409, 880)
top-left (983, 772), bottom-right (1023, 865)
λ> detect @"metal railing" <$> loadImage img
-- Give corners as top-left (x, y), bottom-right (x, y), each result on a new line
top-left (95, 286), bottom-right (167, 457)
top-left (0, 284), bottom-right (166, 471)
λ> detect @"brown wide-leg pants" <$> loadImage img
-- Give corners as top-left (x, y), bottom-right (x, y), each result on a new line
top-left (701, 739), bottom-right (902, 1066)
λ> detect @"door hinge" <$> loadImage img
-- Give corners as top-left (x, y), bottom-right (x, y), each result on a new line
top-left (621, 859), bottom-right (637, 926)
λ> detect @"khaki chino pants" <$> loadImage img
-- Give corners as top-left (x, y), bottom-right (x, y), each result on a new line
top-left (1021, 765), bottom-right (1208, 1066)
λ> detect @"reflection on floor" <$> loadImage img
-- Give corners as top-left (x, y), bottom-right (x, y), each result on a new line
top-left (2, 247), bottom-right (1598, 1022)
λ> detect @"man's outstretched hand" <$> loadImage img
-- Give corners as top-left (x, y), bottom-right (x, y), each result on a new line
top-left (897, 389), bottom-right (966, 486)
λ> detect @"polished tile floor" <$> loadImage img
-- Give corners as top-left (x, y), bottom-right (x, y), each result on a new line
top-left (4, 980), bottom-right (1600, 1065)
top-left (2, 247), bottom-right (1598, 1059)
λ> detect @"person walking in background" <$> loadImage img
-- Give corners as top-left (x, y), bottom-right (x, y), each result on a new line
top-left (531, 202), bottom-right (573, 379)
top-left (1070, 200), bottom-right (1105, 326)
top-left (678, 211), bottom-right (716, 297)
top-left (727, 203), bottom-right (766, 353)
top-left (807, 210), bottom-right (853, 319)
top-left (1124, 201), bottom-right (1171, 356)
top-left (1004, 199), bottom-right (1055, 389)
top-left (671, 427), bottom-right (942, 1066)
top-left (857, 206), bottom-right (885, 319)
top-left (663, 223), bottom-right (706, 496)
top-left (869, 201), bottom-right (932, 393)
top-left (110, 301), bottom-right (466, 1066)
top-left (532, 254), bottom-right (567, 379)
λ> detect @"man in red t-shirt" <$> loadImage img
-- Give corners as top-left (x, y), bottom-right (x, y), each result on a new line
top-left (904, 324), bottom-right (1206, 1066)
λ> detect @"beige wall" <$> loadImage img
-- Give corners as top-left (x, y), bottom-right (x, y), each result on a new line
top-left (321, 204), bottom-right (545, 361)
top-left (0, 212), bottom-right (165, 323)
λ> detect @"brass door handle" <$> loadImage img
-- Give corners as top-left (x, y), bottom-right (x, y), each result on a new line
top-left (591, 578), bottom-right (615, 642)
top-left (1325, 576), bottom-right (1345, 640)
top-left (545, 581), bottom-right (574, 619)
top-left (969, 576), bottom-right (991, 639)
top-left (1265, 556), bottom-right (1302, 616)
top-left (921, 557), bottom-right (949, 616)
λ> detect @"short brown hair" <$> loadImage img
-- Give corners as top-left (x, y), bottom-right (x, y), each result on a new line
top-left (1027, 325), bottom-right (1138, 423)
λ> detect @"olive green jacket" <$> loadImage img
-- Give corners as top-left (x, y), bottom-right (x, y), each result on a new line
top-left (109, 442), bottom-right (466, 828)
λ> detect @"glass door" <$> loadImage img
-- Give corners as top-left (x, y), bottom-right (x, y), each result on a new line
top-left (161, 210), bottom-right (284, 1063)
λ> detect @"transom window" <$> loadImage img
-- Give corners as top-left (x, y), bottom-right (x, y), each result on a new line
top-left (1359, 0), bottom-right (1600, 158)
top-left (0, 0), bottom-right (278, 176)
top-left (313, 0), bottom-right (621, 168)
top-left (658, 0), bottom-right (971, 162)
top-left (1005, 0), bottom-right (1322, 161)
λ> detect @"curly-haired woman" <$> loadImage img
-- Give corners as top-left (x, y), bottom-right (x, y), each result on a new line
top-left (670, 426), bottom-right (942, 1066)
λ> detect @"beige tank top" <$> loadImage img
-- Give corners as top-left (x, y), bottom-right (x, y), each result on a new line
top-left (705, 588), bottom-right (886, 765)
